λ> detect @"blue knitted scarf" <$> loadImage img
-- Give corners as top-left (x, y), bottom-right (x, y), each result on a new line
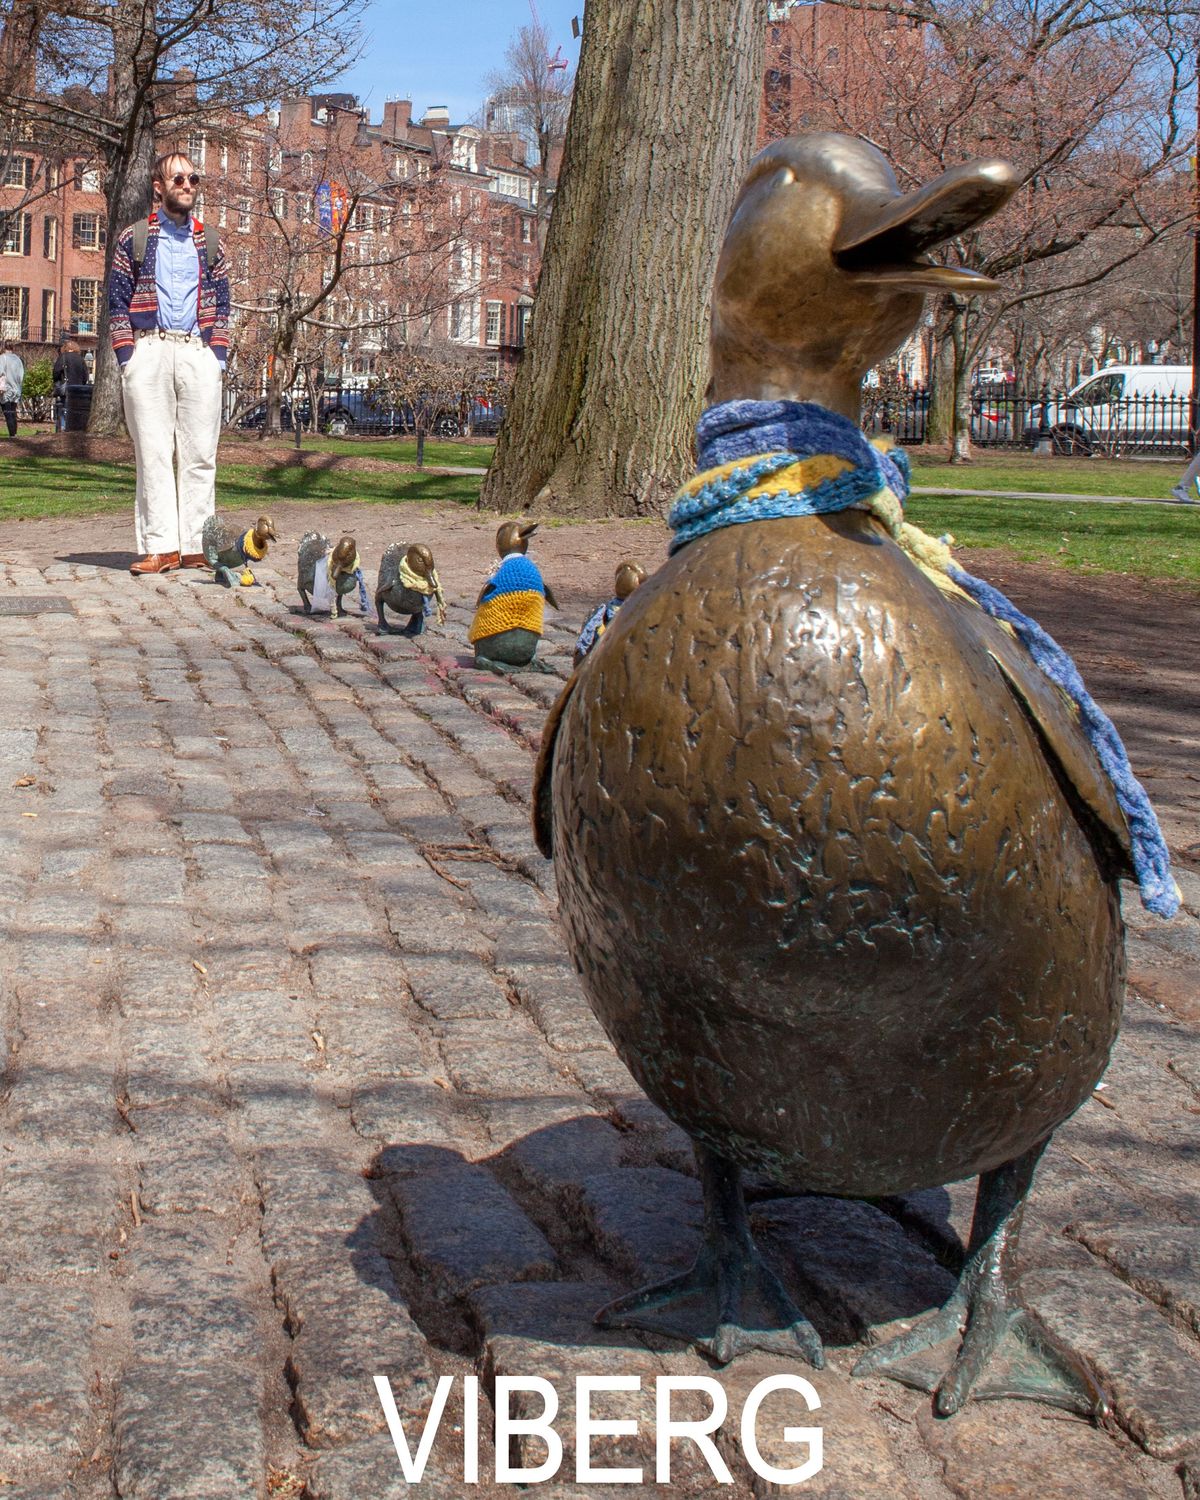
top-left (667, 398), bottom-right (1178, 918)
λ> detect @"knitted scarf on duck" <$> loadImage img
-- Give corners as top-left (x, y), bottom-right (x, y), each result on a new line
top-left (667, 398), bottom-right (1178, 919)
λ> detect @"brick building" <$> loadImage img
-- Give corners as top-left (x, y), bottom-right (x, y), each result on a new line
top-left (1, 140), bottom-right (109, 358)
top-left (1, 77), bottom-right (545, 387)
top-left (761, 0), bottom-right (924, 146)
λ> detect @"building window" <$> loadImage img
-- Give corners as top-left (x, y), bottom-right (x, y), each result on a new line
top-left (238, 198), bottom-right (252, 232)
top-left (70, 278), bottom-right (101, 333)
top-left (3, 156), bottom-right (33, 189)
top-left (73, 163), bottom-right (102, 194)
top-left (515, 301), bottom-right (532, 346)
top-left (72, 213), bottom-right (105, 251)
top-left (520, 217), bottom-right (533, 244)
top-left (300, 194), bottom-right (312, 224)
top-left (41, 288), bottom-right (55, 342)
top-left (1, 214), bottom-right (31, 256)
top-left (43, 216), bottom-right (58, 260)
top-left (218, 203), bottom-right (227, 228)
top-left (270, 146), bottom-right (282, 173)
top-left (220, 145), bottom-right (229, 173)
top-left (392, 154), bottom-right (409, 179)
top-left (270, 188), bottom-right (286, 220)
top-left (485, 301), bottom-right (502, 346)
top-left (240, 147), bottom-right (253, 179)
top-left (186, 132), bottom-right (205, 167)
top-left (0, 285), bottom-right (28, 339)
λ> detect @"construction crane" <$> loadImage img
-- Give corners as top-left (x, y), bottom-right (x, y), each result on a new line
top-left (528, 0), bottom-right (569, 71)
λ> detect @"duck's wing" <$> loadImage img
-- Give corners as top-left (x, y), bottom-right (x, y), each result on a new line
top-left (377, 542), bottom-right (403, 594)
top-left (297, 532), bottom-right (328, 583)
top-left (532, 671), bottom-right (580, 858)
top-left (969, 604), bottom-right (1133, 877)
top-left (202, 514), bottom-right (233, 568)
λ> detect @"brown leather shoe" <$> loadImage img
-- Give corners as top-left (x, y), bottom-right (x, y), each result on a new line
top-left (129, 552), bottom-right (180, 575)
top-left (179, 554), bottom-right (208, 568)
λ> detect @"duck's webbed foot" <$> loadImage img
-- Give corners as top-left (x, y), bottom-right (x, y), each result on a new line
top-left (854, 1139), bottom-right (1105, 1418)
top-left (594, 1148), bottom-right (824, 1369)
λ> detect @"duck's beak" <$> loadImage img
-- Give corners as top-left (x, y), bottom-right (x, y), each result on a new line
top-left (834, 159), bottom-right (1019, 293)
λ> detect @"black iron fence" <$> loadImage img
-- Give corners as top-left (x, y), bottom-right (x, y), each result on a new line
top-left (224, 382), bottom-right (1192, 455)
top-left (222, 383), bottom-right (506, 439)
top-left (862, 388), bottom-right (1192, 455)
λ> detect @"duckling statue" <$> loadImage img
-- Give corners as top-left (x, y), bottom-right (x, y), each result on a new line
top-left (573, 561), bottom-right (647, 669)
top-left (533, 134), bottom-right (1178, 1416)
top-left (375, 542), bottom-right (447, 636)
top-left (469, 521), bottom-right (559, 674)
top-left (296, 532), bottom-right (369, 620)
top-left (202, 512), bottom-right (278, 588)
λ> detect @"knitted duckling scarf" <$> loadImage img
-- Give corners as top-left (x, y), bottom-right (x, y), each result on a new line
top-left (668, 398), bottom-right (1178, 919)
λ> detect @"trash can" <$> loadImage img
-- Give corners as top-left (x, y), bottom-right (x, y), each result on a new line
top-left (64, 383), bottom-right (92, 432)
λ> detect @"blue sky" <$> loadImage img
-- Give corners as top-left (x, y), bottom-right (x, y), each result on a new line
top-left (331, 1), bottom-right (584, 125)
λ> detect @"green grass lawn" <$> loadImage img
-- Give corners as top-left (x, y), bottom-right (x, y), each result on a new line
top-left (221, 433), bottom-right (494, 469)
top-left (909, 453), bottom-right (1179, 500)
top-left (3, 451), bottom-right (1197, 587)
top-left (0, 455), bottom-right (481, 520)
top-left (907, 493), bottom-right (1200, 585)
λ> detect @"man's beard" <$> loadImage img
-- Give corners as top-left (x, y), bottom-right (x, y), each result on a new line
top-left (160, 186), bottom-right (194, 218)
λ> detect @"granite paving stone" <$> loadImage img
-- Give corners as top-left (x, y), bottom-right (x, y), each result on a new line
top-left (0, 546), bottom-right (1194, 1499)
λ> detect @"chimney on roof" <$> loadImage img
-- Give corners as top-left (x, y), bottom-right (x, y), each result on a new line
top-left (421, 105), bottom-right (450, 127)
top-left (384, 98), bottom-right (412, 137)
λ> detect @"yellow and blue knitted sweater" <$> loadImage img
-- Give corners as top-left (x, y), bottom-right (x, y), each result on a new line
top-left (469, 553), bottom-right (547, 643)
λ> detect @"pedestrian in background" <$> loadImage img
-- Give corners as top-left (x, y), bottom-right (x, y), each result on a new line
top-left (0, 338), bottom-right (24, 438)
top-left (108, 150), bottom-right (229, 575)
top-left (52, 337), bottom-right (89, 433)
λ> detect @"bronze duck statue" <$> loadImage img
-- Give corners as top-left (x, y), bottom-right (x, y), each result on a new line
top-left (376, 542), bottom-right (447, 636)
top-left (297, 532), bottom-right (363, 619)
top-left (533, 134), bottom-right (1177, 1415)
top-left (202, 512), bottom-right (277, 588)
top-left (573, 561), bottom-right (647, 669)
top-left (469, 522), bottom-right (560, 674)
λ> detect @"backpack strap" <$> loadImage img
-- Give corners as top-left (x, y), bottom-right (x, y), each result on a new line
top-left (131, 215), bottom-right (150, 270)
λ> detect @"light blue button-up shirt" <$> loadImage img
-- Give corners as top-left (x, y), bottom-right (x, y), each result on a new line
top-left (154, 213), bottom-right (201, 335)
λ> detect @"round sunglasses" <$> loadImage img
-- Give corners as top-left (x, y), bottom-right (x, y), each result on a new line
top-left (167, 173), bottom-right (201, 187)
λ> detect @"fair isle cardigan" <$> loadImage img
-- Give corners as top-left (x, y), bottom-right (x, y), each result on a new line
top-left (107, 213), bottom-right (230, 366)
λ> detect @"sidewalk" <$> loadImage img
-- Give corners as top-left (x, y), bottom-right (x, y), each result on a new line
top-left (912, 485), bottom-right (1193, 507)
top-left (0, 547), bottom-right (1196, 1498)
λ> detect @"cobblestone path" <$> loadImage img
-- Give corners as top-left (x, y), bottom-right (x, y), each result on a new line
top-left (0, 549), bottom-right (1197, 1499)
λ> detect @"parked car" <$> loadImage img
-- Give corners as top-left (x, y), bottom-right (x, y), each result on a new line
top-left (236, 397), bottom-right (310, 431)
top-left (1022, 365), bottom-right (1192, 454)
top-left (467, 397), bottom-right (505, 436)
top-left (864, 389), bottom-right (1013, 445)
top-left (319, 389), bottom-right (461, 438)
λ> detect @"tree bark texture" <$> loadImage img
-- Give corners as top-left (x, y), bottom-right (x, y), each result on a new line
top-left (480, 0), bottom-right (764, 519)
top-left (949, 300), bottom-right (973, 464)
top-left (89, 0), bottom-right (157, 436)
top-left (925, 307), bottom-right (954, 447)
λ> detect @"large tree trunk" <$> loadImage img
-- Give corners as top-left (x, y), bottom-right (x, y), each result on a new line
top-left (948, 299), bottom-right (973, 464)
top-left (925, 306), bottom-right (954, 446)
top-left (89, 2), bottom-right (157, 436)
top-left (480, 0), bottom-right (764, 518)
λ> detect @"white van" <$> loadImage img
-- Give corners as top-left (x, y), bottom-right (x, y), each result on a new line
top-left (1028, 365), bottom-right (1191, 454)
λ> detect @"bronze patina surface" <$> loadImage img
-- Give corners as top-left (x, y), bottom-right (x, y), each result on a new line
top-left (533, 134), bottom-right (1144, 1415)
top-left (545, 511), bottom-right (1125, 1197)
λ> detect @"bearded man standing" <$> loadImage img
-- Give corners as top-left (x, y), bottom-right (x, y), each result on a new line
top-left (108, 151), bottom-right (230, 574)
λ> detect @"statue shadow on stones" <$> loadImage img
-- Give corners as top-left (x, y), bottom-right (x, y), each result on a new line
top-left (56, 551), bottom-right (137, 570)
top-left (349, 1107), bottom-right (967, 1366)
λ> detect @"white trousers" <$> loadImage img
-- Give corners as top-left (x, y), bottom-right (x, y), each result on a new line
top-left (122, 334), bottom-right (223, 555)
